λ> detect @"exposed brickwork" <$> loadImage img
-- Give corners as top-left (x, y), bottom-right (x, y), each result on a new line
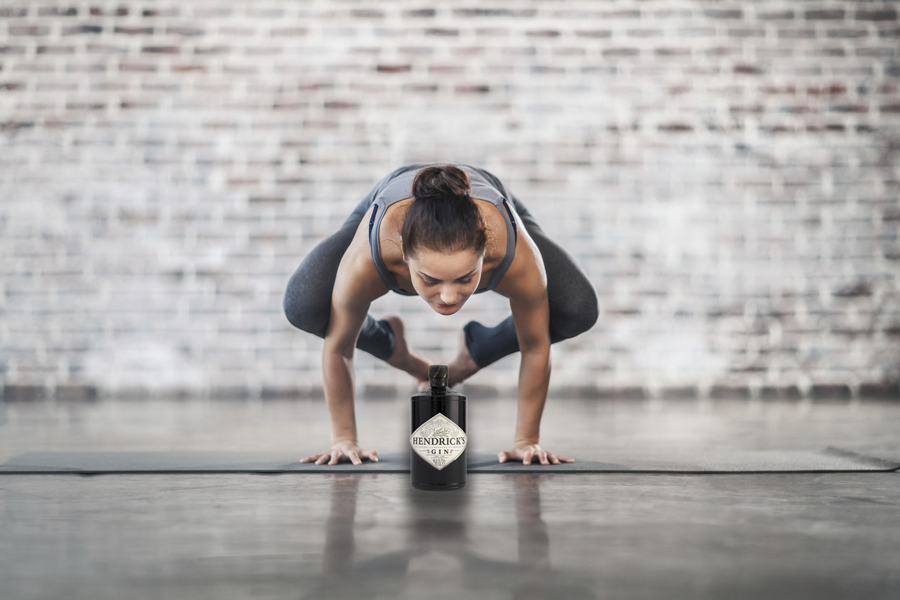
top-left (1, 1), bottom-right (898, 401)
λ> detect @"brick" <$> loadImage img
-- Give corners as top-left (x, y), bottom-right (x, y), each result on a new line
top-left (729, 28), bottom-right (765, 38)
top-left (810, 384), bottom-right (852, 400)
top-left (526, 30), bottom-right (561, 38)
top-left (62, 24), bottom-right (102, 35)
top-left (678, 27), bottom-right (716, 38)
top-left (425, 28), bottom-right (459, 36)
top-left (170, 64), bottom-right (206, 73)
top-left (166, 26), bottom-right (205, 36)
top-left (376, 64), bottom-right (412, 73)
top-left (806, 47), bottom-right (845, 57)
top-left (89, 6), bottom-right (128, 17)
top-left (1, 120), bottom-right (34, 131)
top-left (628, 28), bottom-right (663, 38)
top-left (0, 8), bottom-right (28, 18)
top-left (758, 10), bottom-right (794, 21)
top-left (778, 28), bottom-right (817, 39)
top-left (833, 281), bottom-right (872, 297)
top-left (805, 9), bottom-right (845, 21)
top-left (710, 385), bottom-right (751, 400)
top-left (759, 386), bottom-right (803, 400)
top-left (658, 123), bottom-right (693, 132)
top-left (734, 64), bottom-right (764, 75)
top-left (855, 9), bottom-right (898, 22)
top-left (455, 84), bottom-right (490, 94)
top-left (857, 47), bottom-right (895, 58)
top-left (454, 9), bottom-right (536, 18)
top-left (807, 84), bottom-right (847, 95)
top-left (65, 100), bottom-right (106, 110)
top-left (39, 7), bottom-right (78, 16)
top-left (143, 8), bottom-right (180, 17)
top-left (704, 9), bottom-right (743, 20)
top-left (404, 9), bottom-right (436, 18)
top-left (9, 25), bottom-right (51, 36)
top-left (86, 44), bottom-right (125, 55)
top-left (323, 101), bottom-right (358, 110)
top-left (270, 27), bottom-right (307, 36)
top-left (829, 103), bottom-right (869, 113)
top-left (602, 48), bottom-right (640, 57)
top-left (3, 385), bottom-right (49, 401)
top-left (554, 385), bottom-right (599, 400)
top-left (193, 46), bottom-right (230, 55)
top-left (827, 27), bottom-right (869, 38)
top-left (574, 30), bottom-right (612, 39)
top-left (142, 46), bottom-right (180, 54)
top-left (598, 387), bottom-right (647, 400)
top-left (118, 63), bottom-right (157, 72)
top-left (55, 384), bottom-right (98, 401)
top-left (37, 46), bottom-right (76, 55)
top-left (660, 386), bottom-right (698, 400)
top-left (603, 10), bottom-right (641, 19)
top-left (653, 9), bottom-right (693, 19)
top-left (114, 26), bottom-right (153, 35)
top-left (402, 83), bottom-right (438, 93)
top-left (859, 383), bottom-right (899, 399)
top-left (0, 45), bottom-right (27, 53)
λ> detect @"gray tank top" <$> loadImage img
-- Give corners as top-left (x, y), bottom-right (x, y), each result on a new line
top-left (367, 164), bottom-right (518, 296)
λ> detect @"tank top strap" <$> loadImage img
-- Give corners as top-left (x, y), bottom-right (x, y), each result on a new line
top-left (368, 166), bottom-right (421, 296)
top-left (460, 165), bottom-right (518, 294)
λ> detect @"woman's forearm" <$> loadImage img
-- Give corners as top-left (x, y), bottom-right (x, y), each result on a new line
top-left (514, 346), bottom-right (552, 444)
top-left (322, 346), bottom-right (359, 443)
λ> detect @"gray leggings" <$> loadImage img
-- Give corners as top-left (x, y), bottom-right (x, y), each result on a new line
top-left (283, 169), bottom-right (599, 368)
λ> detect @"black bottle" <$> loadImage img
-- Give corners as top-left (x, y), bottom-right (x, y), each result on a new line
top-left (410, 365), bottom-right (467, 491)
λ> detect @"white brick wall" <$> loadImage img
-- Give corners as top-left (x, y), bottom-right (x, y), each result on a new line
top-left (1, 1), bottom-right (898, 400)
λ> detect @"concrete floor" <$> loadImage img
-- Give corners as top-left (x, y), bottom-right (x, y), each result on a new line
top-left (1, 396), bottom-right (899, 599)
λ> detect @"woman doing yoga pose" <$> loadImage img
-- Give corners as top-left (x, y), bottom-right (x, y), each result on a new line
top-left (284, 164), bottom-right (598, 466)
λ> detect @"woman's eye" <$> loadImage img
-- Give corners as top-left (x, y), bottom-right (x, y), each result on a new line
top-left (422, 278), bottom-right (472, 286)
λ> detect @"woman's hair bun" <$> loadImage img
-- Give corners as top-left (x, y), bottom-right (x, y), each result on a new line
top-left (412, 165), bottom-right (471, 201)
top-left (403, 164), bottom-right (486, 258)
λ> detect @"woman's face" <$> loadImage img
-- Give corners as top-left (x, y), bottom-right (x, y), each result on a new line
top-left (405, 247), bottom-right (484, 315)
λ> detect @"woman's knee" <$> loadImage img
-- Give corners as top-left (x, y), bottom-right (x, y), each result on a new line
top-left (283, 269), bottom-right (330, 338)
top-left (549, 277), bottom-right (599, 342)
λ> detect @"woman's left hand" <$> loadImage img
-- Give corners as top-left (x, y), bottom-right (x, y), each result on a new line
top-left (498, 441), bottom-right (574, 465)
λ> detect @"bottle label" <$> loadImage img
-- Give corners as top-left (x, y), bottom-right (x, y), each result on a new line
top-left (410, 412), bottom-right (467, 471)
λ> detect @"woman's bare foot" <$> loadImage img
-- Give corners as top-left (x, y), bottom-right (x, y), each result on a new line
top-left (448, 328), bottom-right (480, 388)
top-left (383, 314), bottom-right (431, 389)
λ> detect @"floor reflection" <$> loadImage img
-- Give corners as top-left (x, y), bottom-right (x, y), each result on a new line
top-left (307, 474), bottom-right (595, 599)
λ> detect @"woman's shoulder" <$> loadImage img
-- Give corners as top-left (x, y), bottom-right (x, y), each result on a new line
top-left (493, 213), bottom-right (546, 298)
top-left (337, 204), bottom-right (391, 302)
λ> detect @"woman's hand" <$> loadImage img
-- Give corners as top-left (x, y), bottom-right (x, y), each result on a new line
top-left (498, 441), bottom-right (574, 466)
top-left (300, 440), bottom-right (379, 466)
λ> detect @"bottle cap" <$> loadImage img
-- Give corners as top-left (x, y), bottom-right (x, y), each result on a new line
top-left (429, 365), bottom-right (448, 390)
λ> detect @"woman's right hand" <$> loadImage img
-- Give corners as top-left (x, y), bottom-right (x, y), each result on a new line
top-left (300, 440), bottom-right (379, 466)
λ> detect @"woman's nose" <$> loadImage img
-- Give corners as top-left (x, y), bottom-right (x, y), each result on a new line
top-left (440, 287), bottom-right (459, 304)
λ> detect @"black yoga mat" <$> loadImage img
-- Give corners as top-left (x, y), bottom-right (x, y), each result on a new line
top-left (1, 448), bottom-right (897, 474)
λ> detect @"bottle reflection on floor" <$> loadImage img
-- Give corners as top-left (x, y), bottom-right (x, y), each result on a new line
top-left (305, 474), bottom-right (595, 600)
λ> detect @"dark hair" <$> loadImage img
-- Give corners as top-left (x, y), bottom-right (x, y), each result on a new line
top-left (402, 165), bottom-right (488, 259)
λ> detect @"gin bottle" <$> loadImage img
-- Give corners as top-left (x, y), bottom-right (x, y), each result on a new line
top-left (410, 365), bottom-right (467, 491)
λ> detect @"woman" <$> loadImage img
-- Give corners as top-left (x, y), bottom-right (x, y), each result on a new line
top-left (284, 164), bottom-right (598, 466)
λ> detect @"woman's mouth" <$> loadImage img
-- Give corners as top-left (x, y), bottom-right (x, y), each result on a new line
top-left (437, 302), bottom-right (457, 309)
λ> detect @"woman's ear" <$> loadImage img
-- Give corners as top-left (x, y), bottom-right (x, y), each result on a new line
top-left (400, 239), bottom-right (407, 263)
